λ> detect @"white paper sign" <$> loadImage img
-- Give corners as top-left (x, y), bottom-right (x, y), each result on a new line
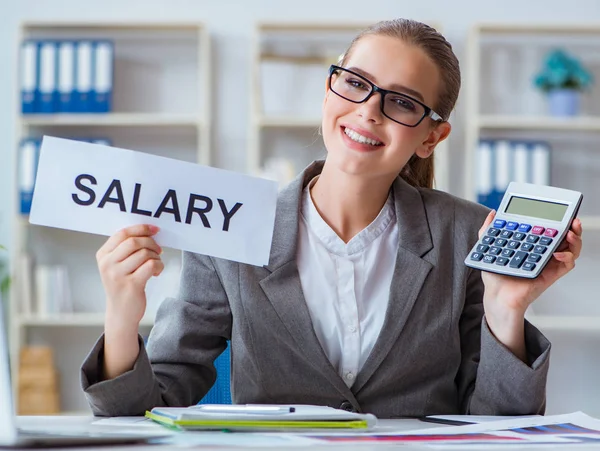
top-left (29, 136), bottom-right (279, 266)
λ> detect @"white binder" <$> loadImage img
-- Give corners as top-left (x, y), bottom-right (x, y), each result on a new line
top-left (93, 41), bottom-right (114, 112)
top-left (20, 40), bottom-right (38, 113)
top-left (18, 139), bottom-right (39, 214)
top-left (38, 41), bottom-right (57, 113)
top-left (512, 142), bottom-right (530, 184)
top-left (532, 142), bottom-right (551, 186)
top-left (58, 40), bottom-right (75, 112)
top-left (476, 140), bottom-right (493, 207)
top-left (75, 40), bottom-right (93, 112)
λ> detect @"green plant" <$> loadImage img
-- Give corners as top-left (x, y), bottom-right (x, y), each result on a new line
top-left (534, 48), bottom-right (593, 92)
top-left (0, 245), bottom-right (9, 297)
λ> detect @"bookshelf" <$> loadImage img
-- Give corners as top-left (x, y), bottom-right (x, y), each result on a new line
top-left (9, 21), bottom-right (211, 414)
top-left (248, 21), bottom-right (450, 193)
top-left (465, 23), bottom-right (600, 414)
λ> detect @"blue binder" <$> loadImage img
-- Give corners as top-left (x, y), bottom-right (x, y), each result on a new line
top-left (18, 139), bottom-right (40, 215)
top-left (75, 41), bottom-right (93, 112)
top-left (92, 40), bottom-right (114, 113)
top-left (38, 41), bottom-right (58, 113)
top-left (198, 342), bottom-right (232, 405)
top-left (58, 40), bottom-right (76, 113)
top-left (20, 40), bottom-right (38, 114)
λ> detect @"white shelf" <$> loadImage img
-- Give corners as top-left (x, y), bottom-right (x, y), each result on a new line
top-left (529, 316), bottom-right (600, 332)
top-left (10, 21), bottom-right (211, 415)
top-left (17, 313), bottom-right (154, 327)
top-left (257, 116), bottom-right (321, 128)
top-left (21, 113), bottom-right (203, 127)
top-left (477, 115), bottom-right (600, 131)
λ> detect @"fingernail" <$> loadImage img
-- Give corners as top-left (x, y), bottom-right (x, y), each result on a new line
top-left (149, 225), bottom-right (160, 234)
top-left (490, 209), bottom-right (496, 215)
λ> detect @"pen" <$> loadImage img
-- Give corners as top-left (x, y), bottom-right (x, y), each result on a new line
top-left (193, 405), bottom-right (296, 415)
top-left (418, 417), bottom-right (475, 426)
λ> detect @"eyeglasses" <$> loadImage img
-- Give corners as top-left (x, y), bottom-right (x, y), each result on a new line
top-left (328, 65), bottom-right (443, 127)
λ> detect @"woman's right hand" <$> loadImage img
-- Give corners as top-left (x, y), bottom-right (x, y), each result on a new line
top-left (96, 224), bottom-right (164, 330)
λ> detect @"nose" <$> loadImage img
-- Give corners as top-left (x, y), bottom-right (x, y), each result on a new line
top-left (356, 90), bottom-right (383, 124)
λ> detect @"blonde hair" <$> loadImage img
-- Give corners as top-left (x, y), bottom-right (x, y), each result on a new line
top-left (340, 19), bottom-right (460, 189)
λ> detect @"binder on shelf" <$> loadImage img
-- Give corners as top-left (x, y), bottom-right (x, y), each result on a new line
top-left (476, 140), bottom-right (494, 208)
top-left (18, 139), bottom-right (39, 215)
top-left (34, 265), bottom-right (72, 315)
top-left (20, 40), bottom-right (38, 114)
top-left (92, 40), bottom-right (114, 113)
top-left (75, 41), bottom-right (93, 113)
top-left (532, 141), bottom-right (551, 186)
top-left (38, 41), bottom-right (58, 113)
top-left (57, 41), bottom-right (76, 113)
top-left (492, 139), bottom-right (512, 210)
top-left (512, 141), bottom-right (531, 184)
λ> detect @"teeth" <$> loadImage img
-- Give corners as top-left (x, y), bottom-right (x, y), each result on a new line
top-left (344, 127), bottom-right (382, 146)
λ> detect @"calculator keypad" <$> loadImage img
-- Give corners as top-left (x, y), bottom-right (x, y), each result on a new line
top-left (472, 219), bottom-right (561, 273)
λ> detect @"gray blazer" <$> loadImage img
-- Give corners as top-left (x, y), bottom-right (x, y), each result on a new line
top-left (81, 160), bottom-right (550, 418)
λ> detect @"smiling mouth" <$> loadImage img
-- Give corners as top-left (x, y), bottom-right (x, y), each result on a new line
top-left (342, 126), bottom-right (384, 146)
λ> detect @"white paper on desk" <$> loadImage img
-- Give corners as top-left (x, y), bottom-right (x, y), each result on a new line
top-left (400, 411), bottom-right (600, 435)
top-left (29, 136), bottom-right (279, 266)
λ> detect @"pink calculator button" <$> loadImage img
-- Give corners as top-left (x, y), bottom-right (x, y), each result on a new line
top-left (544, 228), bottom-right (558, 237)
top-left (531, 226), bottom-right (545, 235)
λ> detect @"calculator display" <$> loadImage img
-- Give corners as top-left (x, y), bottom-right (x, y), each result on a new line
top-left (505, 196), bottom-right (568, 222)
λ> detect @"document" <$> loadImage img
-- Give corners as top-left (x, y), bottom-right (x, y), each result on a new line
top-left (145, 404), bottom-right (377, 432)
top-left (305, 411), bottom-right (600, 446)
top-left (29, 137), bottom-right (279, 266)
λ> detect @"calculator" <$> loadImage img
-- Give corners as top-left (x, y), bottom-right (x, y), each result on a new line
top-left (465, 182), bottom-right (583, 279)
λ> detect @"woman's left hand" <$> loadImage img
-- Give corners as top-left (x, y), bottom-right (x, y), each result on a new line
top-left (479, 210), bottom-right (583, 314)
top-left (477, 210), bottom-right (583, 360)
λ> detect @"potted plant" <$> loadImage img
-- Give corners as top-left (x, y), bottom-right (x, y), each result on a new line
top-left (0, 245), bottom-right (9, 330)
top-left (534, 48), bottom-right (593, 117)
top-left (0, 245), bottom-right (9, 296)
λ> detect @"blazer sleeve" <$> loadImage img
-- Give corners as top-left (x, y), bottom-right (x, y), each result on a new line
top-left (455, 266), bottom-right (551, 415)
top-left (80, 251), bottom-right (232, 416)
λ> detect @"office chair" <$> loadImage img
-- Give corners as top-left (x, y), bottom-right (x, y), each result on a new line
top-left (198, 341), bottom-right (232, 404)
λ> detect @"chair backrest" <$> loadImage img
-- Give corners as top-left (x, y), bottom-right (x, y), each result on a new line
top-left (198, 341), bottom-right (231, 405)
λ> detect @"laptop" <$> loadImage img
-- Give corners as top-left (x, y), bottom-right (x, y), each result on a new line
top-left (0, 307), bottom-right (171, 448)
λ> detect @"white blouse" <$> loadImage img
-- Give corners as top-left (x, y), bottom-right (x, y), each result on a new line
top-left (296, 178), bottom-right (399, 388)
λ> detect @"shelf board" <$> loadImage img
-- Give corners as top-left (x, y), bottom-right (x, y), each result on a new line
top-left (22, 22), bottom-right (203, 31)
top-left (580, 216), bottom-right (600, 230)
top-left (257, 116), bottom-right (321, 128)
top-left (257, 22), bottom-right (372, 32)
top-left (20, 113), bottom-right (202, 127)
top-left (528, 315), bottom-right (600, 332)
top-left (18, 313), bottom-right (154, 327)
top-left (477, 115), bottom-right (600, 131)
top-left (475, 23), bottom-right (600, 34)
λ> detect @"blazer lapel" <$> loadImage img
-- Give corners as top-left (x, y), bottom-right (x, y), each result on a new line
top-left (353, 177), bottom-right (434, 393)
top-left (259, 161), bottom-right (358, 402)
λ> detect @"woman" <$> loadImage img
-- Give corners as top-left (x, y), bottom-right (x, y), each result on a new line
top-left (81, 19), bottom-right (582, 418)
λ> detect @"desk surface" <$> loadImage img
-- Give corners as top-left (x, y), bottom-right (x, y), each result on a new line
top-left (11, 415), bottom-right (600, 450)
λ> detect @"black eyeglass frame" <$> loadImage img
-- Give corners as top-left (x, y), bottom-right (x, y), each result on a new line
top-left (328, 65), bottom-right (444, 127)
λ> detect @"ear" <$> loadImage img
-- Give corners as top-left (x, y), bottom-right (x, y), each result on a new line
top-left (322, 77), bottom-right (331, 110)
top-left (414, 122), bottom-right (451, 159)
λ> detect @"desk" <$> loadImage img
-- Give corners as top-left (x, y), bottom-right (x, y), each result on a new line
top-left (13, 416), bottom-right (600, 450)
